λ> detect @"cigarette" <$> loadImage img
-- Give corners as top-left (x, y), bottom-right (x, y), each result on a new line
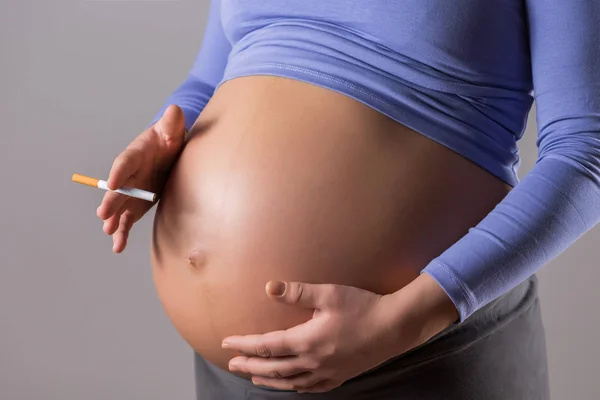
top-left (72, 173), bottom-right (157, 202)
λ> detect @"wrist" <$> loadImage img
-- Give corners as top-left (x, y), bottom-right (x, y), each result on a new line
top-left (384, 273), bottom-right (459, 354)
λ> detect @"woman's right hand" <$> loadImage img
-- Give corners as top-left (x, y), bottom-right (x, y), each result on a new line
top-left (96, 104), bottom-right (186, 253)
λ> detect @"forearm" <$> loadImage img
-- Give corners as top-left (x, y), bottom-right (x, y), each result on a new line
top-left (411, 0), bottom-right (600, 323)
top-left (151, 77), bottom-right (217, 133)
top-left (383, 273), bottom-right (459, 356)
top-left (150, 0), bottom-right (231, 131)
top-left (424, 150), bottom-right (600, 321)
top-left (381, 140), bottom-right (600, 353)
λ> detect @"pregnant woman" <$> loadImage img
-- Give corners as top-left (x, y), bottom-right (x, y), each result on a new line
top-left (96, 1), bottom-right (600, 399)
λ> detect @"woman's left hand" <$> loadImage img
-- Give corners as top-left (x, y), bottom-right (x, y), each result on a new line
top-left (221, 280), bottom-right (419, 393)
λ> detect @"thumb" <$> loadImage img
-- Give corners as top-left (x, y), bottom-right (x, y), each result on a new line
top-left (154, 104), bottom-right (186, 144)
top-left (265, 281), bottom-right (331, 309)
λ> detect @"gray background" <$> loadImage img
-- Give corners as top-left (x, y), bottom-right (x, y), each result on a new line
top-left (1, 0), bottom-right (598, 399)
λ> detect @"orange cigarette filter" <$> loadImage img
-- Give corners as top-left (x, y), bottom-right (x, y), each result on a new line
top-left (72, 173), bottom-right (99, 188)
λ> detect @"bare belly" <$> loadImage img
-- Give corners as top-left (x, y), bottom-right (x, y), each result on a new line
top-left (151, 76), bottom-right (511, 371)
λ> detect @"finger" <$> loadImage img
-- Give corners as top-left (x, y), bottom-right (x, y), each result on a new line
top-left (154, 104), bottom-right (186, 147)
top-left (228, 355), bottom-right (308, 379)
top-left (98, 165), bottom-right (145, 221)
top-left (251, 373), bottom-right (324, 392)
top-left (112, 210), bottom-right (136, 253)
top-left (106, 147), bottom-right (143, 191)
top-left (97, 189), bottom-right (129, 221)
top-left (103, 201), bottom-right (128, 235)
top-left (97, 176), bottom-right (138, 221)
top-left (266, 281), bottom-right (335, 309)
top-left (222, 330), bottom-right (299, 357)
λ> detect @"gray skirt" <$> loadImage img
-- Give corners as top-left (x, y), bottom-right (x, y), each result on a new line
top-left (193, 275), bottom-right (549, 400)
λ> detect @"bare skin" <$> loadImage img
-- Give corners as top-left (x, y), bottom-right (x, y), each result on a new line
top-left (96, 104), bottom-right (185, 252)
top-left (222, 274), bottom-right (459, 393)
top-left (97, 75), bottom-right (511, 383)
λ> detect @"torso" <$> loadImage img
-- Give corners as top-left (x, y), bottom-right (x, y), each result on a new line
top-left (151, 76), bottom-right (511, 371)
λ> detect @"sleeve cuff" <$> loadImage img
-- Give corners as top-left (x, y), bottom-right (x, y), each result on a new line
top-left (149, 78), bottom-right (216, 133)
top-left (421, 260), bottom-right (477, 323)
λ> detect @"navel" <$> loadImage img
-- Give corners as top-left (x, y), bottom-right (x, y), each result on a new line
top-left (188, 247), bottom-right (208, 271)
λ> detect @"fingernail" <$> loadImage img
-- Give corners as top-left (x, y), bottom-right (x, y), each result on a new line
top-left (268, 281), bottom-right (286, 297)
top-left (221, 340), bottom-right (230, 348)
top-left (96, 206), bottom-right (101, 216)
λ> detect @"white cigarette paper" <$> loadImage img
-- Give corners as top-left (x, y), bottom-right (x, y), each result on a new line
top-left (97, 180), bottom-right (156, 202)
top-left (72, 173), bottom-right (157, 203)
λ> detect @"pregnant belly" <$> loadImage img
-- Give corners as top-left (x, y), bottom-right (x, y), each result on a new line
top-left (151, 76), bottom-right (511, 372)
